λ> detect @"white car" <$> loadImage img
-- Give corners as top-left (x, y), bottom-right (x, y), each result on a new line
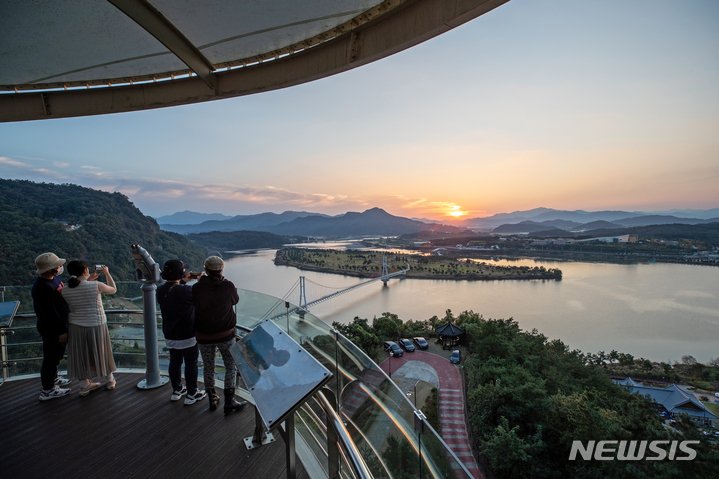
top-left (715, 392), bottom-right (719, 398)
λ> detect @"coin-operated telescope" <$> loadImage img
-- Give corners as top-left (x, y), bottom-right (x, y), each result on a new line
top-left (130, 244), bottom-right (168, 390)
top-left (131, 244), bottom-right (161, 283)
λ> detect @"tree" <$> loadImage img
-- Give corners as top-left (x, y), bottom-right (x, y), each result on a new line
top-left (373, 313), bottom-right (404, 340)
top-left (618, 352), bottom-right (634, 366)
top-left (481, 416), bottom-right (545, 479)
top-left (642, 359), bottom-right (653, 371)
top-left (332, 317), bottom-right (380, 356)
top-left (682, 355), bottom-right (698, 365)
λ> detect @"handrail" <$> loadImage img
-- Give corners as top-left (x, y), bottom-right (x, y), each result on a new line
top-left (315, 389), bottom-right (373, 479)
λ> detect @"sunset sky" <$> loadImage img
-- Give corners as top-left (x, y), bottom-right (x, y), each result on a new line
top-left (1, 0), bottom-right (718, 221)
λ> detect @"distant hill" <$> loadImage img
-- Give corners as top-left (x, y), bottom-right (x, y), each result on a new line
top-left (160, 211), bottom-right (328, 234)
top-left (187, 231), bottom-right (298, 251)
top-left (576, 223), bottom-right (719, 245)
top-left (613, 215), bottom-right (719, 227)
top-left (266, 207), bottom-right (468, 236)
top-left (155, 210), bottom-right (233, 225)
top-left (648, 208), bottom-right (719, 219)
top-left (492, 221), bottom-right (552, 234)
top-left (0, 179), bottom-right (206, 285)
top-left (541, 219), bottom-right (582, 229)
top-left (572, 220), bottom-right (623, 231)
top-left (522, 222), bottom-right (719, 246)
top-left (464, 207), bottom-right (719, 230)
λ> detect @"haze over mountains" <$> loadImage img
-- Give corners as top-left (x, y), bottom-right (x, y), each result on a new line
top-left (156, 207), bottom-right (719, 237)
top-left (159, 207), bottom-right (469, 237)
top-left (462, 207), bottom-right (719, 231)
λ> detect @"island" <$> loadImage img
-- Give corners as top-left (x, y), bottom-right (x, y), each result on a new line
top-left (274, 248), bottom-right (562, 281)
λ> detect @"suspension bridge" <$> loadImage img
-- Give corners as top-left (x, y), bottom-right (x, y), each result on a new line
top-left (252, 256), bottom-right (410, 327)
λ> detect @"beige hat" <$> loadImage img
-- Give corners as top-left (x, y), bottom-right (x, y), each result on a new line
top-left (35, 252), bottom-right (66, 274)
top-left (204, 255), bottom-right (224, 271)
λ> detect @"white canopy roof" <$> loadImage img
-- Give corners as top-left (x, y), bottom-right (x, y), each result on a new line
top-left (0, 0), bottom-right (509, 121)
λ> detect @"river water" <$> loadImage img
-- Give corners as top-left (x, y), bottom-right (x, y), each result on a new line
top-left (221, 241), bottom-right (719, 363)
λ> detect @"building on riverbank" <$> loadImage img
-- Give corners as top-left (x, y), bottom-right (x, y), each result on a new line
top-left (615, 378), bottom-right (718, 424)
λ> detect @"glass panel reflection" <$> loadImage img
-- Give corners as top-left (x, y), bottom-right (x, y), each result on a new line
top-left (232, 319), bottom-right (332, 429)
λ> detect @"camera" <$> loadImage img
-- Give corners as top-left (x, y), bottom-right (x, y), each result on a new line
top-left (189, 271), bottom-right (201, 279)
top-left (95, 264), bottom-right (104, 271)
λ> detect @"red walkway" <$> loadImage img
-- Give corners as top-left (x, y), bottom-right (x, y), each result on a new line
top-left (380, 351), bottom-right (483, 479)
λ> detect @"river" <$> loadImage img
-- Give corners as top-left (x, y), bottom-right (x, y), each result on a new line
top-left (221, 241), bottom-right (719, 363)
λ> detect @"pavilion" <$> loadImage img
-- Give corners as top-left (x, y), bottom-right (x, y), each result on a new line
top-left (435, 321), bottom-right (464, 349)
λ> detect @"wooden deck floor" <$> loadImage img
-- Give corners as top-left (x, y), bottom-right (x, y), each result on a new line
top-left (0, 373), bottom-right (308, 479)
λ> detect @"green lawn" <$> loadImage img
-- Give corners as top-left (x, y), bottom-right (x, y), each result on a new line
top-left (703, 401), bottom-right (719, 417)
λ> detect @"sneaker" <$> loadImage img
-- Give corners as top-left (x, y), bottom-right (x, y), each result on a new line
top-left (39, 385), bottom-right (70, 401)
top-left (79, 382), bottom-right (101, 397)
top-left (54, 376), bottom-right (71, 387)
top-left (170, 386), bottom-right (187, 401)
top-left (184, 390), bottom-right (207, 405)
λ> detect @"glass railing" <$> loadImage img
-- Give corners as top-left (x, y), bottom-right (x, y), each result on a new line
top-left (234, 289), bottom-right (474, 479)
top-left (1, 286), bottom-right (475, 479)
top-left (1, 309), bottom-right (159, 379)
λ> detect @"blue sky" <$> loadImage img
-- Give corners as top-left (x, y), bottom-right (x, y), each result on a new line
top-left (1, 0), bottom-right (718, 220)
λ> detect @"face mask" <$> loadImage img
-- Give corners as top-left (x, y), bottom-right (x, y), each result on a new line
top-left (56, 266), bottom-right (64, 275)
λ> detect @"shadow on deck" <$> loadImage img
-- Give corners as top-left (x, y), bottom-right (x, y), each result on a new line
top-left (0, 373), bottom-right (307, 479)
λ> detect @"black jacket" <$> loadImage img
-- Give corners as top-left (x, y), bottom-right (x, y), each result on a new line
top-left (192, 275), bottom-right (238, 343)
top-left (32, 276), bottom-right (69, 338)
top-left (157, 282), bottom-right (195, 341)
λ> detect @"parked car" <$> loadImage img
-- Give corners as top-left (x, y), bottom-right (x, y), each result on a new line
top-left (715, 392), bottom-right (719, 398)
top-left (398, 338), bottom-right (415, 352)
top-left (413, 337), bottom-right (429, 350)
top-left (384, 341), bottom-right (403, 357)
top-left (450, 349), bottom-right (461, 364)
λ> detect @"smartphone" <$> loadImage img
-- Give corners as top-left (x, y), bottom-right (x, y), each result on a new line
top-left (95, 264), bottom-right (103, 271)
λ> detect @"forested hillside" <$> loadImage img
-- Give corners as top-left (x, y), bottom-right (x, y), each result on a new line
top-left (0, 179), bottom-right (206, 285)
top-left (187, 230), bottom-right (297, 251)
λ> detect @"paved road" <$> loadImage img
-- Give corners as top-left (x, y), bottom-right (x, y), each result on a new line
top-left (380, 351), bottom-right (483, 479)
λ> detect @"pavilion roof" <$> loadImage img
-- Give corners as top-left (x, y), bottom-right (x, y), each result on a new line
top-left (435, 322), bottom-right (464, 337)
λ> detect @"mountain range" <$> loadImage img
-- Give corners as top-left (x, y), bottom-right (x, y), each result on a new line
top-left (159, 208), bottom-right (469, 237)
top-left (156, 207), bottom-right (719, 237)
top-left (462, 208), bottom-right (719, 232)
top-left (160, 211), bottom-right (328, 234)
top-left (155, 210), bottom-right (233, 224)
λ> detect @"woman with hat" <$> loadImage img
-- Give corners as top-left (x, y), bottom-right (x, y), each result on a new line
top-left (192, 256), bottom-right (246, 413)
top-left (32, 252), bottom-right (72, 400)
top-left (62, 260), bottom-right (117, 396)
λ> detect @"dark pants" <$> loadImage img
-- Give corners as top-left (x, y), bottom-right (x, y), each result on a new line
top-left (41, 336), bottom-right (66, 391)
top-left (168, 344), bottom-right (199, 395)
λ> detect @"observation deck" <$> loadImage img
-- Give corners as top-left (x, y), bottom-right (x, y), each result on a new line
top-left (0, 287), bottom-right (477, 479)
top-left (1, 372), bottom-right (307, 479)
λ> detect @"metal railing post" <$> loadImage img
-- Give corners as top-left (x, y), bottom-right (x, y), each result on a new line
top-left (414, 410), bottom-right (426, 479)
top-left (0, 327), bottom-right (10, 383)
top-left (285, 413), bottom-right (297, 479)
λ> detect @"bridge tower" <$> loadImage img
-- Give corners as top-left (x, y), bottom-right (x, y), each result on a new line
top-left (298, 276), bottom-right (308, 318)
top-left (381, 256), bottom-right (389, 285)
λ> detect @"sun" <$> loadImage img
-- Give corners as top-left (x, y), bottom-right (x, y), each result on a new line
top-left (446, 204), bottom-right (466, 218)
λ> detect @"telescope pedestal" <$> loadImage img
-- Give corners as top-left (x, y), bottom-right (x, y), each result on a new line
top-left (137, 282), bottom-right (168, 390)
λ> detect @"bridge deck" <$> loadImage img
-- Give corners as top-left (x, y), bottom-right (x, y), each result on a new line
top-left (0, 373), bottom-right (307, 479)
